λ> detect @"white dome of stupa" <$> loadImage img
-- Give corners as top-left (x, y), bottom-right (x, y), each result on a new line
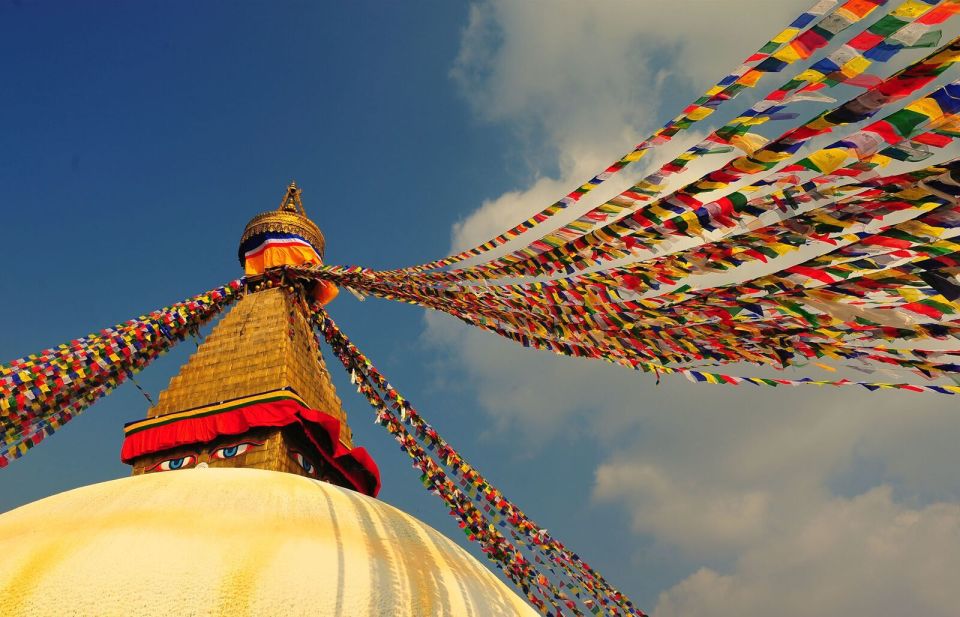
top-left (0, 468), bottom-right (536, 616)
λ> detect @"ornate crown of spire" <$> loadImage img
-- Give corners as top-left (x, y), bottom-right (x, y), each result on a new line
top-left (239, 181), bottom-right (326, 264)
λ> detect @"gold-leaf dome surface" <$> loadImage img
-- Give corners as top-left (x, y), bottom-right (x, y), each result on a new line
top-left (0, 468), bottom-right (536, 617)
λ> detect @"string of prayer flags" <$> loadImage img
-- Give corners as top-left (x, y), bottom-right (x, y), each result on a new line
top-left (379, 0), bottom-right (847, 276)
top-left (13, 1), bottom-right (960, 481)
top-left (385, 0), bottom-right (958, 284)
top-left (0, 281), bottom-right (242, 467)
top-left (473, 80), bottom-right (960, 282)
top-left (290, 266), bottom-right (960, 393)
top-left (446, 0), bottom-right (935, 280)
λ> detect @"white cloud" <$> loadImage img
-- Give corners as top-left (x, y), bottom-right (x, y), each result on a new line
top-left (451, 175), bottom-right (574, 255)
top-left (432, 2), bottom-right (960, 614)
top-left (654, 487), bottom-right (960, 617)
top-left (589, 384), bottom-right (960, 556)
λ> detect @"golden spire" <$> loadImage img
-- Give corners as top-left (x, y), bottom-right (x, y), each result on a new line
top-left (279, 180), bottom-right (306, 215)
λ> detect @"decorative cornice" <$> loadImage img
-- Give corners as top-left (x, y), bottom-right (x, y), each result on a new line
top-left (240, 209), bottom-right (326, 258)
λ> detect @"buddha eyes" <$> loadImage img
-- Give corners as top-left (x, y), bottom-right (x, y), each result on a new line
top-left (211, 441), bottom-right (262, 460)
top-left (291, 451), bottom-right (317, 476)
top-left (144, 441), bottom-right (263, 472)
top-left (149, 455), bottom-right (197, 472)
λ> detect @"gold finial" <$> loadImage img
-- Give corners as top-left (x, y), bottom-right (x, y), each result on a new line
top-left (279, 181), bottom-right (306, 215)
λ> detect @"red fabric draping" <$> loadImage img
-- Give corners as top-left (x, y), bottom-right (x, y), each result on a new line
top-left (121, 398), bottom-right (380, 496)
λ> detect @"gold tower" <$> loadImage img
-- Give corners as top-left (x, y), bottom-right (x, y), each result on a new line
top-left (121, 183), bottom-right (377, 494)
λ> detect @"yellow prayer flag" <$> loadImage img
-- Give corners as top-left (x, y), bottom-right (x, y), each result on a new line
top-left (807, 116), bottom-right (835, 131)
top-left (795, 68), bottom-right (826, 83)
top-left (867, 153), bottom-right (893, 168)
top-left (773, 44), bottom-right (803, 65)
top-left (730, 132), bottom-right (769, 155)
top-left (771, 27), bottom-right (800, 44)
top-left (932, 46), bottom-right (960, 65)
top-left (769, 242), bottom-right (793, 256)
top-left (899, 186), bottom-right (934, 200)
top-left (905, 96), bottom-right (944, 121)
top-left (898, 287), bottom-right (923, 302)
top-left (900, 221), bottom-right (944, 239)
top-left (892, 0), bottom-right (934, 18)
top-left (649, 204), bottom-right (671, 219)
top-left (840, 55), bottom-right (871, 79)
top-left (752, 149), bottom-right (792, 164)
top-left (806, 148), bottom-right (850, 174)
top-left (731, 158), bottom-right (767, 173)
top-left (686, 106), bottom-right (714, 121)
top-left (593, 228), bottom-right (615, 244)
top-left (696, 180), bottom-right (729, 191)
top-left (680, 210), bottom-right (701, 226)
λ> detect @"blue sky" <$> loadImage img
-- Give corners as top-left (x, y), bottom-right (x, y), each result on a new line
top-left (4, 2), bottom-right (960, 615)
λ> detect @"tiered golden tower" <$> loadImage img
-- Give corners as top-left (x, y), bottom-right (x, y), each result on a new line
top-left (121, 183), bottom-right (377, 494)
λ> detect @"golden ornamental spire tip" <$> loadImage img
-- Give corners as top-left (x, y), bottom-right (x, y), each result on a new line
top-left (279, 181), bottom-right (306, 215)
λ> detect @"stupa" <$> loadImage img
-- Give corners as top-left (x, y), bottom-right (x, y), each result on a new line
top-left (0, 183), bottom-right (537, 617)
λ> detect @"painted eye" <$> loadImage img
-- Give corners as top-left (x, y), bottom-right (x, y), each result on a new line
top-left (211, 441), bottom-right (261, 460)
top-left (291, 451), bottom-right (317, 476)
top-left (149, 455), bottom-right (197, 472)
